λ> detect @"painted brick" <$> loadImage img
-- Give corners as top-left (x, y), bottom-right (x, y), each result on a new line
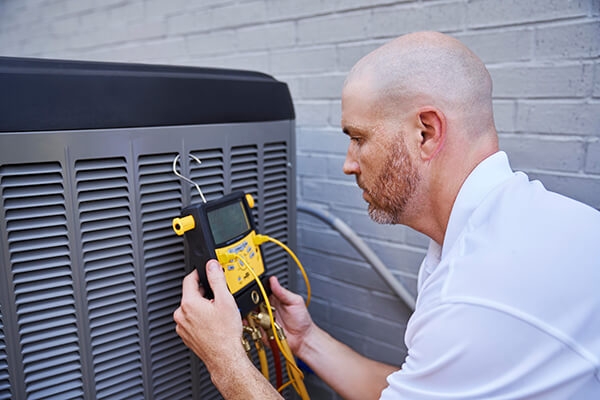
top-left (324, 322), bottom-right (367, 354)
top-left (594, 62), bottom-right (600, 97)
top-left (331, 208), bottom-right (406, 243)
top-left (327, 155), bottom-right (355, 182)
top-left (39, 1), bottom-right (69, 20)
top-left (299, 226), bottom-right (363, 260)
top-left (535, 21), bottom-right (600, 59)
top-left (297, 127), bottom-right (349, 155)
top-left (365, 238), bottom-right (424, 276)
top-left (186, 30), bottom-right (236, 56)
top-left (108, 2), bottom-right (145, 23)
top-left (167, 12), bottom-right (211, 36)
top-left (141, 37), bottom-right (187, 61)
top-left (310, 273), bottom-right (373, 313)
top-left (50, 15), bottom-right (80, 37)
top-left (516, 101), bottom-right (600, 135)
top-left (467, 0), bottom-right (589, 28)
top-left (127, 19), bottom-right (168, 42)
top-left (307, 297), bottom-right (329, 322)
top-left (298, 154), bottom-right (329, 177)
top-left (585, 141), bottom-right (600, 174)
top-left (145, 0), bottom-right (189, 17)
top-left (333, 0), bottom-right (408, 12)
top-left (297, 249), bottom-right (396, 294)
top-left (211, 1), bottom-right (268, 29)
top-left (364, 338), bottom-right (407, 366)
top-left (330, 305), bottom-right (407, 343)
top-left (236, 22), bottom-right (295, 51)
top-left (297, 74), bottom-right (346, 100)
top-left (405, 226), bottom-right (430, 249)
top-left (302, 179), bottom-right (364, 208)
top-left (64, 0), bottom-right (95, 15)
top-left (454, 28), bottom-right (532, 64)
top-left (337, 41), bottom-right (387, 71)
top-left (369, 290), bottom-right (415, 322)
top-left (493, 100), bottom-right (516, 133)
top-left (265, 0), bottom-right (336, 21)
top-left (295, 101), bottom-right (331, 126)
top-left (369, 2), bottom-right (465, 38)
top-left (489, 64), bottom-right (591, 98)
top-left (297, 10), bottom-right (370, 45)
top-left (528, 171), bottom-right (600, 208)
top-left (329, 99), bottom-right (342, 127)
top-left (196, 52), bottom-right (270, 73)
top-left (270, 46), bottom-right (337, 74)
top-left (500, 135), bottom-right (585, 172)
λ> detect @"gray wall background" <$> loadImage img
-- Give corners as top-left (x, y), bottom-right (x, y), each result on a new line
top-left (1, 1), bottom-right (599, 399)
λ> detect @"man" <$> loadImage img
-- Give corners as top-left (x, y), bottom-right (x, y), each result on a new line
top-left (174, 31), bottom-right (600, 399)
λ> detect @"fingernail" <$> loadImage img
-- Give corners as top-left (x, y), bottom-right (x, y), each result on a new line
top-left (209, 260), bottom-right (220, 272)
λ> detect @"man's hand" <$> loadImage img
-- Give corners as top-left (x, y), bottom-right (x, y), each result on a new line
top-left (174, 260), bottom-right (283, 399)
top-left (268, 275), bottom-right (315, 357)
top-left (173, 260), bottom-right (246, 372)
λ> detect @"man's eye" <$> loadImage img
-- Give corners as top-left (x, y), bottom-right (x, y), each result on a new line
top-left (351, 137), bottom-right (361, 143)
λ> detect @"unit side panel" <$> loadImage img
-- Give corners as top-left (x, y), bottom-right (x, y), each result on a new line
top-left (0, 160), bottom-right (84, 400)
top-left (74, 156), bottom-right (144, 399)
top-left (136, 151), bottom-right (192, 400)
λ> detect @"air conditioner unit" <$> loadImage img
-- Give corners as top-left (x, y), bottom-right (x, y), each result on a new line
top-left (0, 56), bottom-right (296, 400)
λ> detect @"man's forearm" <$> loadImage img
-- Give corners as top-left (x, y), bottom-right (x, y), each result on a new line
top-left (208, 354), bottom-right (283, 400)
top-left (297, 324), bottom-right (398, 400)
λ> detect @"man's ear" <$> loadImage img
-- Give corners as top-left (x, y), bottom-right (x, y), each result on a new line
top-left (417, 107), bottom-right (446, 161)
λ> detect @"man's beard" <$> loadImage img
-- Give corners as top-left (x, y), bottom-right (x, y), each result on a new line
top-left (362, 140), bottom-right (421, 224)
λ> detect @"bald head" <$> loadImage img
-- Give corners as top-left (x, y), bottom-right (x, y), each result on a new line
top-left (344, 31), bottom-right (495, 137)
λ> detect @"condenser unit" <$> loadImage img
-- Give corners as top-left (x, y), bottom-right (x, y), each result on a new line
top-left (0, 56), bottom-right (296, 399)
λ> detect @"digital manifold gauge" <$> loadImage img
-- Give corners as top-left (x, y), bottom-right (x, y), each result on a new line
top-left (172, 191), bottom-right (269, 316)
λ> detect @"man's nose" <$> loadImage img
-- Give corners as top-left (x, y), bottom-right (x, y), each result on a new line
top-left (343, 152), bottom-right (360, 175)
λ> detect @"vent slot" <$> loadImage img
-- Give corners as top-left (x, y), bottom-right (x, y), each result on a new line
top-left (75, 157), bottom-right (144, 399)
top-left (138, 153), bottom-right (192, 400)
top-left (190, 149), bottom-right (225, 203)
top-left (0, 309), bottom-right (10, 400)
top-left (262, 142), bottom-right (290, 281)
top-left (0, 162), bottom-right (83, 400)
top-left (231, 145), bottom-right (259, 227)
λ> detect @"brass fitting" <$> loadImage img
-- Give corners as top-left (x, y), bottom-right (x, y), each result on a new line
top-left (246, 318), bottom-right (263, 341)
top-left (241, 336), bottom-right (252, 353)
top-left (274, 321), bottom-right (286, 340)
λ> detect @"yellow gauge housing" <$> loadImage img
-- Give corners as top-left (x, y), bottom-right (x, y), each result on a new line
top-left (215, 230), bottom-right (265, 294)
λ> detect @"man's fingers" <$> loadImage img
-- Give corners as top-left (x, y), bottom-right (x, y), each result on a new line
top-left (181, 269), bottom-right (201, 303)
top-left (269, 275), bottom-right (301, 305)
top-left (206, 260), bottom-right (235, 305)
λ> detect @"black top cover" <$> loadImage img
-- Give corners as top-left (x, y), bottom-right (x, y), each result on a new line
top-left (0, 56), bottom-right (295, 132)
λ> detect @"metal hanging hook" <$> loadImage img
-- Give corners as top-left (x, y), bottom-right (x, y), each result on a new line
top-left (172, 154), bottom-right (207, 203)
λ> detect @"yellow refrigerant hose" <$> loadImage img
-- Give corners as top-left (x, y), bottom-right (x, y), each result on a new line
top-left (256, 341), bottom-right (270, 381)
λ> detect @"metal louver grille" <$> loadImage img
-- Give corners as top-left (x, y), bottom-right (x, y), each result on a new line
top-left (0, 311), bottom-right (9, 400)
top-left (0, 162), bottom-right (83, 400)
top-left (75, 158), bottom-right (143, 399)
top-left (138, 153), bottom-right (192, 400)
top-left (231, 145), bottom-right (259, 226)
top-left (190, 149), bottom-right (224, 203)
top-left (262, 142), bottom-right (290, 282)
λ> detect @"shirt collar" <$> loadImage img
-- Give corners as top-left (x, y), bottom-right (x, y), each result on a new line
top-left (441, 151), bottom-right (514, 259)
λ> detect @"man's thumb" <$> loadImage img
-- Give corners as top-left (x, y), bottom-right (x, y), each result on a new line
top-left (269, 275), bottom-right (299, 305)
top-left (206, 260), bottom-right (231, 301)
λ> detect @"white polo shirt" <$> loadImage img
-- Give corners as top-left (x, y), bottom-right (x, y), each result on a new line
top-left (380, 151), bottom-right (600, 399)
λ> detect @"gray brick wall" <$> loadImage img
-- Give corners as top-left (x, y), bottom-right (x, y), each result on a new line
top-left (1, 1), bottom-right (598, 399)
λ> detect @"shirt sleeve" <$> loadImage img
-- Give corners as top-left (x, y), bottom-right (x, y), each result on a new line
top-left (379, 302), bottom-right (589, 400)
